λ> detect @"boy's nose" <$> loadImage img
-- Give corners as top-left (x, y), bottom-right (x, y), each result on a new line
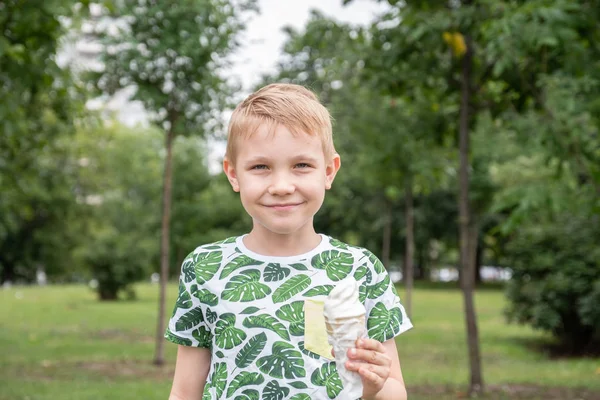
top-left (268, 175), bottom-right (295, 196)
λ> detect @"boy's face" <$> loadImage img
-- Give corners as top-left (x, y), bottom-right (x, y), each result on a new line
top-left (223, 123), bottom-right (340, 237)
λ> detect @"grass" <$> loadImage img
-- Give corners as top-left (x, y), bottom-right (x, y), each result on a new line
top-left (1, 283), bottom-right (598, 400)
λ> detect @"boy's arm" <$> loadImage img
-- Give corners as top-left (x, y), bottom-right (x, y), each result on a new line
top-left (169, 345), bottom-right (211, 400)
top-left (368, 338), bottom-right (407, 400)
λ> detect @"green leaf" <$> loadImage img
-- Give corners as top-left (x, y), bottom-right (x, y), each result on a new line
top-left (262, 380), bottom-right (290, 400)
top-left (367, 303), bottom-right (402, 342)
top-left (215, 351), bottom-right (224, 358)
top-left (193, 251), bottom-right (223, 284)
top-left (264, 263), bottom-right (291, 282)
top-left (235, 333), bottom-right (268, 368)
top-left (211, 362), bottom-right (228, 398)
top-left (181, 257), bottom-right (196, 283)
top-left (240, 306), bottom-right (261, 314)
top-left (243, 314), bottom-right (290, 341)
top-left (330, 238), bottom-right (349, 250)
top-left (222, 269), bottom-right (272, 302)
top-left (364, 250), bottom-right (385, 273)
top-left (275, 301), bottom-right (305, 336)
top-left (290, 395), bottom-right (311, 400)
top-left (175, 308), bottom-right (204, 331)
top-left (192, 326), bottom-right (212, 348)
top-left (354, 264), bottom-right (368, 281)
top-left (206, 308), bottom-right (217, 324)
top-left (220, 254), bottom-right (263, 279)
top-left (234, 389), bottom-right (260, 400)
top-left (257, 341), bottom-right (305, 379)
top-left (215, 237), bottom-right (237, 244)
top-left (311, 250), bottom-right (353, 281)
top-left (365, 275), bottom-right (391, 300)
top-left (226, 372), bottom-right (265, 397)
top-left (298, 341), bottom-right (321, 359)
top-left (165, 330), bottom-right (192, 346)
top-left (310, 361), bottom-right (343, 399)
top-left (175, 282), bottom-right (193, 308)
top-left (303, 285), bottom-right (333, 297)
top-left (289, 381), bottom-right (309, 389)
top-left (194, 288), bottom-right (219, 306)
top-left (272, 274), bottom-right (311, 303)
top-left (215, 313), bottom-right (247, 349)
top-left (289, 263), bottom-right (309, 271)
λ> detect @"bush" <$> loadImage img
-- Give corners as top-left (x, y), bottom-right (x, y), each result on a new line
top-left (504, 213), bottom-right (600, 353)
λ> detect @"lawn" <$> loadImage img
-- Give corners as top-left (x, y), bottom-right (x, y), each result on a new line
top-left (0, 283), bottom-right (598, 400)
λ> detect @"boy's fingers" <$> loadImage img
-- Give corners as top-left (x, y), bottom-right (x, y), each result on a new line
top-left (348, 348), bottom-right (391, 366)
top-left (356, 338), bottom-right (384, 352)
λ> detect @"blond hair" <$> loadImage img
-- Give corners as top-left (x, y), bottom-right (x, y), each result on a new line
top-left (225, 83), bottom-right (335, 162)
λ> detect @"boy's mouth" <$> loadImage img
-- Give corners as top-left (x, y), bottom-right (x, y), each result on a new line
top-left (266, 203), bottom-right (303, 211)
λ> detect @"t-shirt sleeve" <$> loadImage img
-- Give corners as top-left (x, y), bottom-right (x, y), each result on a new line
top-left (164, 250), bottom-right (214, 348)
top-left (361, 251), bottom-right (413, 342)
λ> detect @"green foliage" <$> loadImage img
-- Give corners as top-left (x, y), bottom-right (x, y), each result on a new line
top-left (504, 209), bottom-right (600, 352)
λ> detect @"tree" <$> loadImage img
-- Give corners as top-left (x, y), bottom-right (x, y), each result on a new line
top-left (0, 0), bottom-right (88, 284)
top-left (89, 0), bottom-right (256, 365)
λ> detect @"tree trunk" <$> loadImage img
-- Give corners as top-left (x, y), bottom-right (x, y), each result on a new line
top-left (404, 176), bottom-right (414, 318)
top-left (381, 198), bottom-right (392, 268)
top-left (154, 126), bottom-right (176, 366)
top-left (458, 33), bottom-right (484, 396)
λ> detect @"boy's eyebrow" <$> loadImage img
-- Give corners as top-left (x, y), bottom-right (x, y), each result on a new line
top-left (243, 154), bottom-right (320, 166)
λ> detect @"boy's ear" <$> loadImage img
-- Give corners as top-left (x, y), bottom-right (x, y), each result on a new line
top-left (325, 153), bottom-right (341, 190)
top-left (223, 157), bottom-right (240, 192)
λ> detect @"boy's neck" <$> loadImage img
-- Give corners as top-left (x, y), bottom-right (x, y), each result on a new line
top-left (243, 226), bottom-right (322, 257)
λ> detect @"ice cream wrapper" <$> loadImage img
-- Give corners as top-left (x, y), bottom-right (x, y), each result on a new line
top-left (323, 279), bottom-right (367, 400)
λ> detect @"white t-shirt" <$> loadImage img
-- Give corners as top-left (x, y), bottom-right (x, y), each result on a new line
top-left (165, 234), bottom-right (412, 399)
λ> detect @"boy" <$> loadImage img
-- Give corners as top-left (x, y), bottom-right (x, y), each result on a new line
top-left (165, 83), bottom-right (412, 400)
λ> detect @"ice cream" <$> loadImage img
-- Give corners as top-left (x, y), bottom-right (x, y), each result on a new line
top-left (323, 278), bottom-right (366, 399)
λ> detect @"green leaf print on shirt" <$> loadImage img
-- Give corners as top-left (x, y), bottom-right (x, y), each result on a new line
top-left (298, 341), bottom-right (320, 360)
top-left (215, 237), bottom-right (237, 244)
top-left (257, 341), bottom-right (305, 379)
top-left (181, 258), bottom-right (196, 283)
top-left (264, 263), bottom-right (291, 282)
top-left (365, 274), bottom-right (391, 300)
top-left (363, 250), bottom-right (386, 274)
top-left (191, 286), bottom-right (219, 306)
top-left (353, 264), bottom-right (368, 281)
top-left (290, 395), bottom-right (311, 400)
top-left (263, 380), bottom-right (290, 400)
top-left (206, 308), bottom-right (217, 324)
top-left (175, 308), bottom-right (204, 331)
top-left (235, 332), bottom-right (267, 368)
top-left (310, 361), bottom-right (343, 399)
top-left (192, 326), bottom-right (212, 348)
top-left (272, 274), bottom-right (311, 303)
top-left (329, 238), bottom-right (349, 250)
top-left (226, 372), bottom-right (265, 398)
top-left (242, 315), bottom-right (290, 341)
top-left (222, 269), bottom-right (272, 302)
top-left (240, 306), bottom-right (260, 315)
top-left (367, 303), bottom-right (402, 342)
top-left (289, 263), bottom-right (309, 271)
top-left (220, 255), bottom-right (263, 279)
top-left (175, 282), bottom-right (192, 309)
top-left (275, 301), bottom-right (304, 336)
top-left (234, 389), bottom-right (259, 400)
top-left (303, 285), bottom-right (333, 297)
top-left (215, 313), bottom-right (247, 349)
top-left (165, 330), bottom-right (192, 346)
top-left (311, 250), bottom-right (353, 281)
top-left (211, 362), bottom-right (228, 398)
top-left (288, 381), bottom-right (308, 389)
top-left (194, 250), bottom-right (223, 284)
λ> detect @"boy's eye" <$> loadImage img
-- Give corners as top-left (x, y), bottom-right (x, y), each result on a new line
top-left (295, 163), bottom-right (311, 169)
top-left (251, 164), bottom-right (268, 170)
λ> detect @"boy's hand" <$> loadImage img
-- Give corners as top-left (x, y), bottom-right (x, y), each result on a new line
top-left (345, 338), bottom-right (391, 400)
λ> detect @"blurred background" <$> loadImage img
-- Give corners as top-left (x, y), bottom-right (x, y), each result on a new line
top-left (1, 0), bottom-right (599, 399)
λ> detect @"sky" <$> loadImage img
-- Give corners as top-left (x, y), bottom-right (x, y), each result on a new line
top-left (229, 0), bottom-right (388, 94)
